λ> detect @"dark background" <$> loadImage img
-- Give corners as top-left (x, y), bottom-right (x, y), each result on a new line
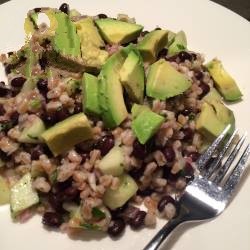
top-left (0, 0), bottom-right (249, 21)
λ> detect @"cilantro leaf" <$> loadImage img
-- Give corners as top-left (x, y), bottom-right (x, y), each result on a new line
top-left (92, 207), bottom-right (106, 219)
top-left (81, 223), bottom-right (100, 230)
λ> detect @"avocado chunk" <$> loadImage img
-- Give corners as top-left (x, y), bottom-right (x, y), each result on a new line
top-left (196, 101), bottom-right (235, 140)
top-left (205, 59), bottom-right (242, 101)
top-left (18, 116), bottom-right (46, 144)
top-left (167, 31), bottom-right (187, 56)
top-left (146, 59), bottom-right (191, 100)
top-left (0, 176), bottom-right (10, 205)
top-left (166, 30), bottom-right (176, 47)
top-left (203, 87), bottom-right (222, 103)
top-left (98, 146), bottom-right (124, 176)
top-left (10, 173), bottom-right (39, 215)
top-left (103, 174), bottom-right (138, 210)
top-left (82, 73), bottom-right (101, 116)
top-left (119, 50), bottom-right (145, 103)
top-left (137, 30), bottom-right (168, 64)
top-left (47, 12), bottom-right (84, 72)
top-left (95, 18), bottom-right (143, 45)
top-left (41, 113), bottom-right (93, 156)
top-left (131, 103), bottom-right (150, 119)
top-left (132, 110), bottom-right (164, 144)
top-left (99, 50), bottom-right (128, 128)
top-left (75, 17), bottom-right (108, 71)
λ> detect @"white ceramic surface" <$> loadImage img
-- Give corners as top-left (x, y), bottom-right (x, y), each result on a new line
top-left (0, 0), bottom-right (250, 249)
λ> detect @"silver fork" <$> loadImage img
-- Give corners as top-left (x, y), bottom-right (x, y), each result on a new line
top-left (143, 125), bottom-right (250, 250)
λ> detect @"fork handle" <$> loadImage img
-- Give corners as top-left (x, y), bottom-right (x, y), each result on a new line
top-left (143, 208), bottom-right (188, 250)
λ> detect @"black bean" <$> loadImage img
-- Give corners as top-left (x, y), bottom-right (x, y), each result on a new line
top-left (60, 186), bottom-right (79, 201)
top-left (132, 140), bottom-right (147, 160)
top-left (129, 167), bottom-right (145, 181)
top-left (9, 111), bottom-right (19, 126)
top-left (155, 27), bottom-right (162, 30)
top-left (80, 153), bottom-right (89, 164)
top-left (10, 77), bottom-right (26, 88)
top-left (75, 139), bottom-right (95, 154)
top-left (7, 51), bottom-right (14, 56)
top-left (199, 82), bottom-right (210, 98)
top-left (95, 134), bottom-right (115, 156)
top-left (59, 3), bottom-right (69, 14)
top-left (0, 82), bottom-right (10, 97)
top-left (37, 79), bottom-right (48, 96)
top-left (188, 152), bottom-right (200, 162)
top-left (162, 166), bottom-right (180, 182)
top-left (141, 30), bottom-right (149, 37)
top-left (42, 212), bottom-right (63, 228)
top-left (129, 211), bottom-right (146, 229)
top-left (74, 102), bottom-right (82, 114)
top-left (52, 179), bottom-right (72, 194)
top-left (191, 53), bottom-right (197, 60)
top-left (0, 104), bottom-right (5, 116)
top-left (41, 39), bottom-right (51, 48)
top-left (98, 13), bottom-right (108, 19)
top-left (137, 188), bottom-right (154, 197)
top-left (178, 51), bottom-right (193, 62)
top-left (158, 48), bottom-right (168, 58)
top-left (42, 112), bottom-right (57, 126)
top-left (39, 56), bottom-right (48, 71)
top-left (0, 149), bottom-right (11, 161)
top-left (108, 219), bottom-right (125, 237)
top-left (56, 108), bottom-right (70, 122)
top-left (182, 128), bottom-right (194, 141)
top-left (48, 193), bottom-right (64, 213)
top-left (30, 145), bottom-right (44, 160)
top-left (4, 64), bottom-right (13, 75)
top-left (158, 195), bottom-right (175, 212)
top-left (162, 146), bottom-right (175, 162)
top-left (183, 162), bottom-right (194, 181)
top-left (122, 206), bottom-right (140, 223)
top-left (194, 71), bottom-right (203, 80)
top-left (34, 8), bottom-right (42, 13)
top-left (180, 108), bottom-right (193, 116)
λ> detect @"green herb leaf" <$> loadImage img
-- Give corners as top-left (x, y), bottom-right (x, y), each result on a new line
top-left (92, 207), bottom-right (106, 219)
top-left (29, 99), bottom-right (41, 110)
top-left (0, 121), bottom-right (13, 132)
top-left (81, 223), bottom-right (100, 230)
top-left (27, 134), bottom-right (38, 140)
top-left (49, 170), bottom-right (58, 184)
top-left (188, 113), bottom-right (195, 120)
top-left (176, 44), bottom-right (186, 50)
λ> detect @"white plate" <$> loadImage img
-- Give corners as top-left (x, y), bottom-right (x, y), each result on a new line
top-left (0, 0), bottom-right (250, 249)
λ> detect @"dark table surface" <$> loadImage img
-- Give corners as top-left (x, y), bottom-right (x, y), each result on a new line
top-left (0, 0), bottom-right (249, 21)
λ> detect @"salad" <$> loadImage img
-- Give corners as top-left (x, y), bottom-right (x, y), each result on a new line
top-left (0, 2), bottom-right (242, 238)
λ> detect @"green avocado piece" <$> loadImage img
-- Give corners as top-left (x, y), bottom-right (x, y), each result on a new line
top-left (0, 176), bottom-right (10, 205)
top-left (166, 30), bottom-right (176, 47)
top-left (131, 104), bottom-right (150, 119)
top-left (95, 18), bottom-right (143, 45)
top-left (137, 30), bottom-right (168, 64)
top-left (132, 110), bottom-right (164, 144)
top-left (119, 49), bottom-right (145, 103)
top-left (205, 59), bottom-right (242, 101)
top-left (76, 17), bottom-right (108, 71)
top-left (41, 113), bottom-right (93, 156)
top-left (167, 31), bottom-right (187, 56)
top-left (203, 87), bottom-right (222, 103)
top-left (103, 174), bottom-right (138, 210)
top-left (47, 12), bottom-right (84, 72)
top-left (98, 50), bottom-right (128, 128)
top-left (10, 173), bottom-right (39, 215)
top-left (146, 59), bottom-right (191, 100)
top-left (196, 101), bottom-right (235, 140)
top-left (98, 146), bottom-right (124, 176)
top-left (18, 116), bottom-right (46, 144)
top-left (82, 73), bottom-right (101, 116)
